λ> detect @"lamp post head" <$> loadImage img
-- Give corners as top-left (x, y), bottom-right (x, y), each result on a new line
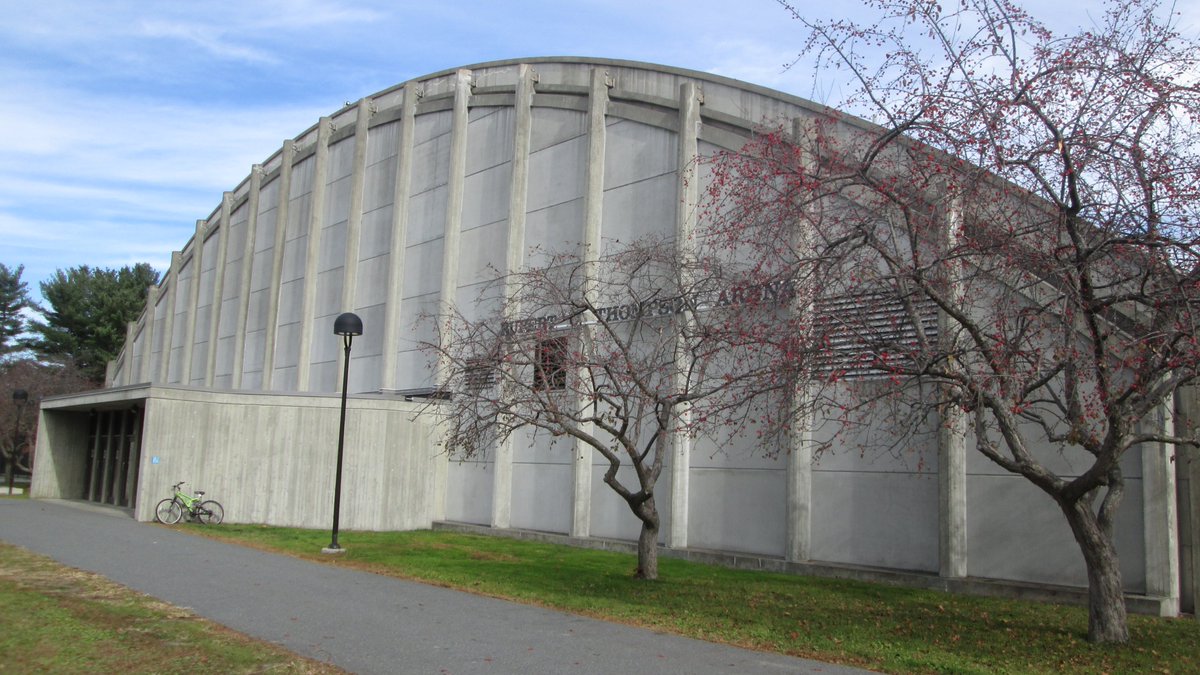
top-left (333, 312), bottom-right (363, 337)
top-left (12, 389), bottom-right (28, 407)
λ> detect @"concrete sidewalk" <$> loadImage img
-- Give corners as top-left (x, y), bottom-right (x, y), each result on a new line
top-left (0, 500), bottom-right (874, 674)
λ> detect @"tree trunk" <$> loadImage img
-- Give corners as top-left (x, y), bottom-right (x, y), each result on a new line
top-left (632, 492), bottom-right (660, 580)
top-left (635, 518), bottom-right (659, 580)
top-left (1061, 500), bottom-right (1130, 643)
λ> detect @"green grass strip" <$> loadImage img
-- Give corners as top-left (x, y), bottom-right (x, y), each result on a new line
top-left (0, 542), bottom-right (343, 674)
top-left (190, 525), bottom-right (1199, 674)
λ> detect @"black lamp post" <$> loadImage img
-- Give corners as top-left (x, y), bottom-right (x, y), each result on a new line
top-left (323, 313), bottom-right (363, 554)
top-left (8, 389), bottom-right (28, 495)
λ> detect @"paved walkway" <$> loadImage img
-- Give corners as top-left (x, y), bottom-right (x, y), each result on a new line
top-left (0, 499), bottom-right (874, 674)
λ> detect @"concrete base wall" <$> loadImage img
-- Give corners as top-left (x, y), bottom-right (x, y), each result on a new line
top-left (34, 385), bottom-right (444, 532)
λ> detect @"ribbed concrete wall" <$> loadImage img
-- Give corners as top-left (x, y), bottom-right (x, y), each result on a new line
top-left (89, 58), bottom-right (1180, 606)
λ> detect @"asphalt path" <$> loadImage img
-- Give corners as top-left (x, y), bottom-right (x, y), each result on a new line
top-left (0, 499), bottom-right (875, 674)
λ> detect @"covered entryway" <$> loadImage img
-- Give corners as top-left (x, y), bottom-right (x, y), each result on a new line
top-left (29, 384), bottom-right (151, 508)
top-left (82, 407), bottom-right (143, 507)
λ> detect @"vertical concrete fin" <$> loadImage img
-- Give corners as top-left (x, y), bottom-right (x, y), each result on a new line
top-left (785, 116), bottom-right (821, 562)
top-left (232, 165), bottom-right (263, 389)
top-left (122, 320), bottom-right (137, 385)
top-left (205, 192), bottom-right (234, 386)
top-left (335, 99), bottom-right (372, 393)
top-left (158, 251), bottom-right (181, 383)
top-left (667, 81), bottom-right (702, 550)
top-left (504, 65), bottom-right (534, 277)
top-left (1144, 398), bottom-right (1180, 613)
top-left (340, 97), bottom-right (371, 316)
top-left (140, 285), bottom-right (158, 383)
top-left (180, 221), bottom-right (206, 385)
top-left (297, 117), bottom-right (333, 392)
top-left (492, 65), bottom-right (536, 530)
top-left (263, 142), bottom-right (296, 390)
top-left (433, 69), bottom-right (473, 389)
top-left (572, 68), bottom-right (611, 538)
top-left (381, 83), bottom-right (418, 391)
top-left (938, 195), bottom-right (969, 579)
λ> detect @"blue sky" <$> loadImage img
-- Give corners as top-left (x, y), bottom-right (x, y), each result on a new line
top-left (2, 0), bottom-right (1193, 305)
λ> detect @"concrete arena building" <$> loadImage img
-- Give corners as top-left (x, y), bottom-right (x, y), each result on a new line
top-left (29, 57), bottom-right (1200, 615)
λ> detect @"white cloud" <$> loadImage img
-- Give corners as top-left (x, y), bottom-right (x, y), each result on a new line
top-left (138, 20), bottom-right (280, 64)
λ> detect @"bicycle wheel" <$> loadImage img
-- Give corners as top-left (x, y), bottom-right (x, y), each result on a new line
top-left (155, 498), bottom-right (183, 524)
top-left (196, 500), bottom-right (224, 525)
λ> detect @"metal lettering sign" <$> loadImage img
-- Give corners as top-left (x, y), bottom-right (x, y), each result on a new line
top-left (501, 278), bottom-right (797, 337)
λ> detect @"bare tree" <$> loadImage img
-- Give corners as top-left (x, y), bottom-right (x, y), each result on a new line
top-left (425, 238), bottom-right (803, 580)
top-left (0, 358), bottom-right (94, 489)
top-left (703, 0), bottom-right (1200, 643)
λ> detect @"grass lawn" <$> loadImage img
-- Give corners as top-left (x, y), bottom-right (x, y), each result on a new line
top-left (180, 524), bottom-right (1199, 674)
top-left (0, 542), bottom-right (344, 674)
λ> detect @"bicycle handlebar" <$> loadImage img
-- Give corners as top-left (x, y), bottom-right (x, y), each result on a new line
top-left (173, 481), bottom-right (186, 490)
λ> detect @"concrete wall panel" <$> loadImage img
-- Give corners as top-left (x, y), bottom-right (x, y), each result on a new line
top-left (688, 468), bottom-right (786, 556)
top-left (329, 137), bottom-right (355, 181)
top-left (457, 221), bottom-right (509, 287)
top-left (350, 303), bottom-right (384, 361)
top-left (403, 239), bottom-right (444, 299)
top-left (315, 268), bottom-right (344, 316)
top-left (366, 120), bottom-right (400, 167)
top-left (466, 107), bottom-right (514, 174)
top-left (527, 136), bottom-right (586, 213)
top-left (966, 474), bottom-right (1148, 589)
top-left (318, 225), bottom-right (348, 272)
top-left (511, 463), bottom-right (573, 534)
top-left (445, 460), bottom-right (493, 525)
top-left (325, 176), bottom-right (352, 231)
top-left (413, 108), bottom-right (452, 144)
top-left (524, 199), bottom-right (585, 263)
top-left (462, 164), bottom-right (512, 231)
top-left (310, 360), bottom-right (337, 393)
top-left (360, 205), bottom-right (394, 260)
top-left (274, 321), bottom-right (301, 368)
top-left (604, 120), bottom-right (676, 188)
top-left (530, 107), bottom-right (587, 153)
top-left (690, 422), bottom-right (789, 470)
top-left (356, 254), bottom-right (391, 308)
top-left (277, 279), bottom-right (303, 323)
top-left (410, 133), bottom-right (451, 194)
top-left (810, 471), bottom-right (939, 572)
top-left (589, 463), bottom-right (673, 544)
top-left (453, 283), bottom-right (502, 325)
top-left (406, 187), bottom-right (449, 245)
top-left (601, 173), bottom-right (676, 246)
top-left (363, 160), bottom-right (398, 215)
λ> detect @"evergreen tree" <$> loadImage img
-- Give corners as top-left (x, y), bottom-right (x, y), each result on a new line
top-left (0, 264), bottom-right (31, 359)
top-left (28, 263), bottom-right (159, 382)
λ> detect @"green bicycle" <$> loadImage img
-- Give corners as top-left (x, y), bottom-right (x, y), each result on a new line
top-left (155, 481), bottom-right (224, 525)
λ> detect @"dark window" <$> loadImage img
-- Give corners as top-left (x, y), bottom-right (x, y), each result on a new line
top-left (534, 337), bottom-right (568, 390)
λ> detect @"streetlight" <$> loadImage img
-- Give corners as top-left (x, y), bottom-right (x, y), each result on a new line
top-left (323, 312), bottom-right (362, 554)
top-left (8, 389), bottom-right (28, 495)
